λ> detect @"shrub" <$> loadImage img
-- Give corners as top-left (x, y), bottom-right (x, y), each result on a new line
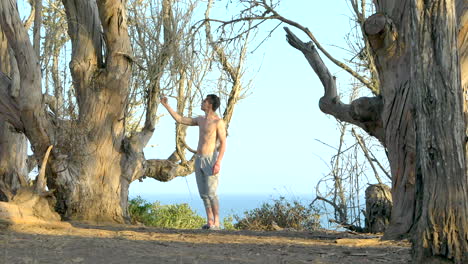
top-left (128, 196), bottom-right (205, 229)
top-left (234, 196), bottom-right (321, 231)
top-left (222, 215), bottom-right (237, 230)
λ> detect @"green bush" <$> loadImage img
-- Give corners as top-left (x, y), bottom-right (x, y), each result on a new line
top-left (128, 196), bottom-right (320, 231)
top-left (128, 196), bottom-right (205, 229)
top-left (222, 215), bottom-right (237, 230)
top-left (234, 196), bottom-right (321, 231)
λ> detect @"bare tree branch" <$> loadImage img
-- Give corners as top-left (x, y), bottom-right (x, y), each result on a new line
top-left (62, 0), bottom-right (103, 69)
top-left (205, 0), bottom-right (247, 129)
top-left (312, 196), bottom-right (346, 224)
top-left (0, 0), bottom-right (42, 107)
top-left (269, 11), bottom-right (375, 92)
top-left (284, 27), bottom-right (385, 143)
top-left (0, 3), bottom-right (52, 155)
top-left (0, 72), bottom-right (23, 131)
top-left (138, 0), bottom-right (174, 147)
top-left (142, 158), bottom-right (194, 182)
top-left (457, 0), bottom-right (468, 87)
top-left (96, 0), bottom-right (132, 74)
top-left (348, 0), bottom-right (380, 94)
top-left (27, 155), bottom-right (37, 173)
top-left (23, 0), bottom-right (35, 29)
top-left (351, 128), bottom-right (384, 184)
top-left (33, 0), bottom-right (42, 56)
top-left (34, 145), bottom-right (52, 194)
top-left (181, 137), bottom-right (197, 154)
top-left (62, 0), bottom-right (103, 120)
top-left (211, 1), bottom-right (376, 92)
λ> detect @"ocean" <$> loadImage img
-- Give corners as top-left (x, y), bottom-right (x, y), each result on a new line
top-left (129, 192), bottom-right (317, 223)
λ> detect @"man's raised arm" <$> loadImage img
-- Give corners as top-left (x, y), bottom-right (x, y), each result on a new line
top-left (160, 97), bottom-right (198, 126)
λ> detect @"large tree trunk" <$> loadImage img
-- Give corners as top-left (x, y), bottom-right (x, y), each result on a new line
top-left (410, 1), bottom-right (468, 262)
top-left (0, 0), bottom-right (243, 224)
top-left (51, 140), bottom-right (130, 223)
top-left (48, 102), bottom-right (131, 223)
top-left (0, 145), bottom-right (61, 224)
top-left (42, 0), bottom-right (132, 223)
top-left (0, 0), bottom-right (184, 223)
top-left (0, 122), bottom-right (28, 201)
top-left (0, 0), bottom-right (134, 223)
top-left (366, 2), bottom-right (468, 261)
top-left (283, 0), bottom-right (467, 261)
top-left (363, 6), bottom-right (418, 240)
top-left (0, 17), bottom-right (28, 202)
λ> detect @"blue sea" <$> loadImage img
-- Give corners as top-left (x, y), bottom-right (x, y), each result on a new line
top-left (129, 192), bottom-right (318, 224)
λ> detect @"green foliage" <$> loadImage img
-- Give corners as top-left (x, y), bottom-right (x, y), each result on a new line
top-left (222, 215), bottom-right (237, 230)
top-left (128, 196), bottom-right (321, 231)
top-left (234, 197), bottom-right (321, 231)
top-left (128, 196), bottom-right (205, 229)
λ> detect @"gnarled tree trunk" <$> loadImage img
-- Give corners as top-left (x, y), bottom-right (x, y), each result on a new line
top-left (283, 0), bottom-right (467, 262)
top-left (410, 1), bottom-right (468, 262)
top-left (1, 0), bottom-right (151, 223)
top-left (363, 7), bottom-right (418, 240)
top-left (45, 0), bottom-right (137, 223)
top-left (0, 122), bottom-right (28, 202)
top-left (0, 145), bottom-right (61, 225)
top-left (0, 0), bottom-right (244, 224)
top-left (0, 19), bottom-right (28, 202)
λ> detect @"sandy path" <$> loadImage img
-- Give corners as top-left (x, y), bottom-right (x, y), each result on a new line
top-left (0, 221), bottom-right (410, 264)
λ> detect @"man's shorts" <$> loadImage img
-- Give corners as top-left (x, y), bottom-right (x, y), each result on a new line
top-left (194, 153), bottom-right (219, 206)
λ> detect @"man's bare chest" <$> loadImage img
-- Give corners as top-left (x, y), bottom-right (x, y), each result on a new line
top-left (198, 120), bottom-right (218, 135)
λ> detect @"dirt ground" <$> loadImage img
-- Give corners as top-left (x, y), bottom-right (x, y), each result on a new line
top-left (0, 220), bottom-right (410, 264)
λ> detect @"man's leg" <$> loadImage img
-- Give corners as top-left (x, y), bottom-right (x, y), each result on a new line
top-left (199, 154), bottom-right (220, 228)
top-left (204, 206), bottom-right (214, 226)
top-left (211, 197), bottom-right (220, 227)
top-left (206, 175), bottom-right (220, 227)
top-left (200, 196), bottom-right (214, 226)
top-left (195, 157), bottom-right (213, 227)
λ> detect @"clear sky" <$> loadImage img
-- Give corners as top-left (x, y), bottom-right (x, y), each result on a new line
top-left (129, 1), bottom-right (370, 197)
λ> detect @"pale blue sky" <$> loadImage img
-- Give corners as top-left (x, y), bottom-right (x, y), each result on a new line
top-left (130, 1), bottom-right (370, 196)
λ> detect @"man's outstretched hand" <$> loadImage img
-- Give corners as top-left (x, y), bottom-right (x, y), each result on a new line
top-left (160, 96), bottom-right (168, 107)
top-left (213, 162), bottom-right (221, 175)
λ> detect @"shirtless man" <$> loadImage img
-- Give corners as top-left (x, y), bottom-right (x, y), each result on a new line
top-left (160, 94), bottom-right (226, 229)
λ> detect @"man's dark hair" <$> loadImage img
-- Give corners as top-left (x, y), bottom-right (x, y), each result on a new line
top-left (206, 94), bottom-right (220, 111)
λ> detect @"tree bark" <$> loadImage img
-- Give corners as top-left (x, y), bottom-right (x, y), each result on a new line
top-left (284, 2), bottom-right (468, 259)
top-left (364, 4), bottom-right (468, 261)
top-left (0, 22), bottom-right (28, 202)
top-left (41, 0), bottom-right (132, 223)
top-left (410, 1), bottom-right (468, 262)
top-left (0, 122), bottom-right (28, 201)
top-left (363, 9), bottom-right (418, 239)
top-left (0, 0), bottom-right (132, 223)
